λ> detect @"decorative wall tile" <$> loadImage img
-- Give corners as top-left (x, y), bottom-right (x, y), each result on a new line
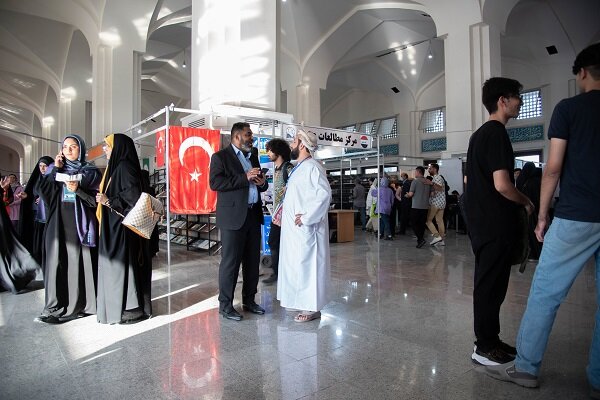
top-left (507, 125), bottom-right (544, 143)
top-left (380, 144), bottom-right (399, 155)
top-left (421, 137), bottom-right (447, 152)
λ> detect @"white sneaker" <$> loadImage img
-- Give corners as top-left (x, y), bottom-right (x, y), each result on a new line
top-left (438, 240), bottom-right (445, 246)
top-left (430, 237), bottom-right (442, 245)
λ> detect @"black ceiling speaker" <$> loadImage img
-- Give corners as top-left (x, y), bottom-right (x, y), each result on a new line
top-left (391, 87), bottom-right (400, 93)
top-left (546, 45), bottom-right (558, 55)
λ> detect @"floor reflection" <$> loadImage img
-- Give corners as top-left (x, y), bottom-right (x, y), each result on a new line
top-left (0, 229), bottom-right (596, 399)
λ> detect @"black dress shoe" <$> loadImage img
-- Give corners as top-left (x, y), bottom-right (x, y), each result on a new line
top-left (119, 314), bottom-right (150, 325)
top-left (242, 302), bottom-right (265, 315)
top-left (34, 315), bottom-right (63, 324)
top-left (220, 308), bottom-right (243, 321)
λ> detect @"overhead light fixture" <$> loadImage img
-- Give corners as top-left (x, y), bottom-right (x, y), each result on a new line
top-left (427, 40), bottom-right (434, 59)
top-left (182, 48), bottom-right (186, 68)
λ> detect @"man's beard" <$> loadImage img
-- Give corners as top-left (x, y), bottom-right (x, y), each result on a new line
top-left (240, 140), bottom-right (252, 153)
top-left (290, 146), bottom-right (299, 160)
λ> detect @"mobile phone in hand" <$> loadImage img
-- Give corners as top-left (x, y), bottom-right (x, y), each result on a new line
top-left (260, 168), bottom-right (269, 176)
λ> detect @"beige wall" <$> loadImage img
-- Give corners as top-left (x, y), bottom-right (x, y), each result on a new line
top-left (0, 145), bottom-right (20, 179)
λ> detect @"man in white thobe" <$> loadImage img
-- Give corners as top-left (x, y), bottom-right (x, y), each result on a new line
top-left (277, 130), bottom-right (331, 322)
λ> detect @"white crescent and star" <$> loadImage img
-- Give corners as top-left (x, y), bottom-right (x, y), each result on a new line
top-left (157, 135), bottom-right (164, 154)
top-left (178, 136), bottom-right (215, 182)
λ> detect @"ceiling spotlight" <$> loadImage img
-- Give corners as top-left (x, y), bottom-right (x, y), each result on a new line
top-left (137, 128), bottom-right (142, 134)
top-left (182, 48), bottom-right (187, 68)
top-left (427, 40), bottom-right (434, 60)
top-left (403, 157), bottom-right (407, 161)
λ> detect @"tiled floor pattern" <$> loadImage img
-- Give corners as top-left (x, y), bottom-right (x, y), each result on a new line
top-left (0, 230), bottom-right (596, 399)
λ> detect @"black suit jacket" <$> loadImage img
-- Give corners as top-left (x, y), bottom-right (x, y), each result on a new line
top-left (209, 145), bottom-right (267, 230)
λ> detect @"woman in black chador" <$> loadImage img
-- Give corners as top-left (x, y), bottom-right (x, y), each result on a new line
top-left (17, 156), bottom-right (54, 267)
top-left (36, 135), bottom-right (101, 323)
top-left (95, 134), bottom-right (152, 324)
top-left (0, 176), bottom-right (38, 293)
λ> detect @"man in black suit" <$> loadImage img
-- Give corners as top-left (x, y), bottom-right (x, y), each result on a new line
top-left (209, 122), bottom-right (268, 321)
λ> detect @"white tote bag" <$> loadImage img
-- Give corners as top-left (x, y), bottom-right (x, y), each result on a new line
top-left (120, 192), bottom-right (164, 239)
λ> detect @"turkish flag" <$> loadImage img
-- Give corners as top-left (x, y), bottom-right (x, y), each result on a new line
top-left (169, 126), bottom-right (220, 214)
top-left (155, 130), bottom-right (165, 167)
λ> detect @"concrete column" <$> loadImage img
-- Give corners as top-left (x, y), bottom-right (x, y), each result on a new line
top-left (295, 84), bottom-right (321, 126)
top-left (191, 0), bottom-right (280, 111)
top-left (59, 98), bottom-right (72, 136)
top-left (92, 44), bottom-right (112, 144)
top-left (132, 51), bottom-right (142, 125)
top-left (442, 23), bottom-right (501, 157)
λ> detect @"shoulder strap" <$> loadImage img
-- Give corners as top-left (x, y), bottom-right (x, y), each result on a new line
top-left (440, 175), bottom-right (449, 191)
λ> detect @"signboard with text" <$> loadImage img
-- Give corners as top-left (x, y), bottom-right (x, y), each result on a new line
top-left (282, 123), bottom-right (372, 149)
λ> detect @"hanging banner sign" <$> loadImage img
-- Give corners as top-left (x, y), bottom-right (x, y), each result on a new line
top-left (282, 123), bottom-right (372, 149)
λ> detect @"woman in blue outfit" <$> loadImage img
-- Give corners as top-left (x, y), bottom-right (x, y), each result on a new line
top-left (36, 135), bottom-right (101, 323)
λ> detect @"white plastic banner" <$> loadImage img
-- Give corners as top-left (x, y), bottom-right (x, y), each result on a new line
top-left (282, 123), bottom-right (372, 149)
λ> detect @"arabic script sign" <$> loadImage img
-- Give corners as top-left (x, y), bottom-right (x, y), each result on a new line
top-left (282, 123), bottom-right (372, 149)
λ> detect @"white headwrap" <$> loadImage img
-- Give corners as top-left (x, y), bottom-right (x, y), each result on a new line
top-left (296, 129), bottom-right (318, 153)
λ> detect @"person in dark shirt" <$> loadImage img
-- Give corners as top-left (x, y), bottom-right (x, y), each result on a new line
top-left (485, 42), bottom-right (600, 397)
top-left (465, 77), bottom-right (534, 366)
top-left (398, 173), bottom-right (412, 235)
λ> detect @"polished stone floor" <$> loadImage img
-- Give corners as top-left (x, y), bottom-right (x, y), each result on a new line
top-left (0, 229), bottom-right (597, 399)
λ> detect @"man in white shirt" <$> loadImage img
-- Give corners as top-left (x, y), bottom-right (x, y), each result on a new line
top-left (277, 130), bottom-right (331, 322)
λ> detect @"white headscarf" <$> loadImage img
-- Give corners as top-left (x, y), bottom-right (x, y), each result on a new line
top-left (296, 129), bottom-right (318, 153)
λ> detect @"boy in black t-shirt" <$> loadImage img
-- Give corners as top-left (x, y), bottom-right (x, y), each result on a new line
top-left (465, 77), bottom-right (534, 366)
top-left (485, 42), bottom-right (600, 396)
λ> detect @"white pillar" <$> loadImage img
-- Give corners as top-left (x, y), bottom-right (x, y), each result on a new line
top-left (132, 51), bottom-right (142, 125)
top-left (295, 84), bottom-right (321, 126)
top-left (469, 23), bottom-right (502, 129)
top-left (59, 98), bottom-right (72, 136)
top-left (191, 0), bottom-right (280, 111)
top-left (92, 44), bottom-right (112, 144)
top-left (442, 23), bottom-right (501, 157)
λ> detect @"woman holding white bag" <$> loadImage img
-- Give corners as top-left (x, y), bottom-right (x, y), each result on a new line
top-left (95, 133), bottom-right (152, 324)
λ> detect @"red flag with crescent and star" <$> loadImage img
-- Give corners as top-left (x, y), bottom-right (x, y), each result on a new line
top-left (155, 130), bottom-right (165, 167)
top-left (169, 126), bottom-right (220, 214)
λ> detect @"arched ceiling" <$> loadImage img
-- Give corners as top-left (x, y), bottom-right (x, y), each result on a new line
top-left (0, 0), bottom-right (598, 157)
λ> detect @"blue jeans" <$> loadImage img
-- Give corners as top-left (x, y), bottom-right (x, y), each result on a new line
top-left (515, 218), bottom-right (600, 388)
top-left (380, 214), bottom-right (391, 237)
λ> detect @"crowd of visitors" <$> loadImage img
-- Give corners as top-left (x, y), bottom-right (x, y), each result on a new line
top-left (0, 40), bottom-right (598, 400)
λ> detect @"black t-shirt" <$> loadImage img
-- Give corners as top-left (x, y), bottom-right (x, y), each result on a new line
top-left (549, 90), bottom-right (600, 222)
top-left (465, 120), bottom-right (517, 240)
